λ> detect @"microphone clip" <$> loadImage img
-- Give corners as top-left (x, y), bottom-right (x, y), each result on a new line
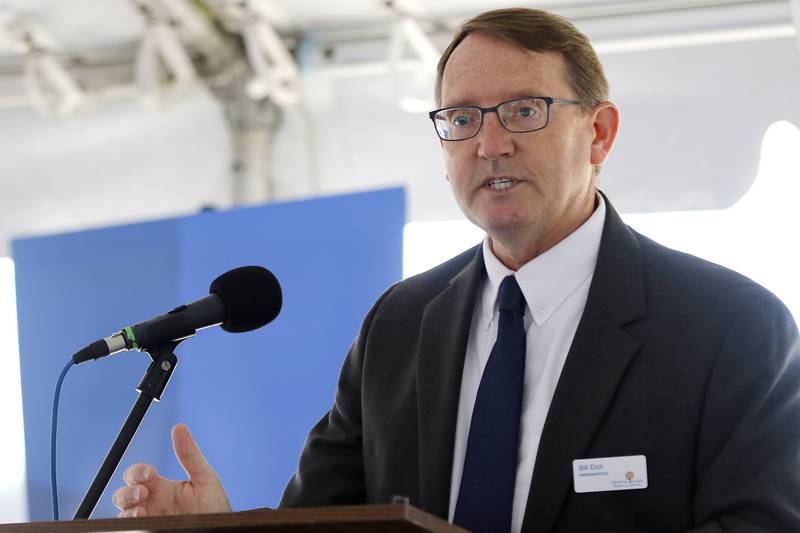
top-left (137, 340), bottom-right (180, 402)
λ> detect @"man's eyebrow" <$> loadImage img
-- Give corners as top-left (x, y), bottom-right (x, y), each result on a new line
top-left (438, 100), bottom-right (478, 108)
top-left (439, 95), bottom-right (539, 108)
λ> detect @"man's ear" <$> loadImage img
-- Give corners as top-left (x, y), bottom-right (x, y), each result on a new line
top-left (589, 102), bottom-right (620, 166)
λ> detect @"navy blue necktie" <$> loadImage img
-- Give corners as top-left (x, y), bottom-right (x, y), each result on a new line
top-left (454, 275), bottom-right (526, 533)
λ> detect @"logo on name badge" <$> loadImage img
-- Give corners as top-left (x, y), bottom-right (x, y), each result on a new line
top-left (625, 471), bottom-right (635, 481)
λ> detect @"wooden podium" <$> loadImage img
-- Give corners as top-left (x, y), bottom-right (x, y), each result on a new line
top-left (0, 504), bottom-right (469, 533)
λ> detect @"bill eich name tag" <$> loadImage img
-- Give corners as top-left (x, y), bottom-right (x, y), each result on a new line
top-left (572, 455), bottom-right (648, 493)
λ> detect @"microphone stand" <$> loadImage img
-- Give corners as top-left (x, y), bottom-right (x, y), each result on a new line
top-left (73, 340), bottom-right (180, 520)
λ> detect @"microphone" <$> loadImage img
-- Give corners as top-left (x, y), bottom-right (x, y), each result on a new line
top-left (72, 266), bottom-right (282, 364)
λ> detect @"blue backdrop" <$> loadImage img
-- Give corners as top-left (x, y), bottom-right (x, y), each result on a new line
top-left (13, 188), bottom-right (405, 521)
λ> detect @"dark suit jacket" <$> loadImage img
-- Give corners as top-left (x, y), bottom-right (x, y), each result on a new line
top-left (280, 196), bottom-right (800, 532)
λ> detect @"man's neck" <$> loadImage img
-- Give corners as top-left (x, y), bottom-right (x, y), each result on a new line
top-left (488, 195), bottom-right (598, 271)
top-left (489, 235), bottom-right (561, 271)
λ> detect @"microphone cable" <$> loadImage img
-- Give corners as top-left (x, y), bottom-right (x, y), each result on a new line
top-left (51, 359), bottom-right (74, 520)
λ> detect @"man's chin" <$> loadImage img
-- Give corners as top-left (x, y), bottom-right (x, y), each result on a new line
top-left (481, 218), bottom-right (537, 240)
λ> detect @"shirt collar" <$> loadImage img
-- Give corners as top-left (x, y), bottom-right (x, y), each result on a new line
top-left (480, 193), bottom-right (606, 328)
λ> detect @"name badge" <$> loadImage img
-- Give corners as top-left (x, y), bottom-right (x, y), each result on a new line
top-left (572, 455), bottom-right (648, 493)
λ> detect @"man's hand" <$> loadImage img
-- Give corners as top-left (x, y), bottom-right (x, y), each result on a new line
top-left (112, 424), bottom-right (232, 518)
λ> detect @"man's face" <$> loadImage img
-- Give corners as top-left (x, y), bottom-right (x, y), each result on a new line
top-left (439, 32), bottom-right (605, 262)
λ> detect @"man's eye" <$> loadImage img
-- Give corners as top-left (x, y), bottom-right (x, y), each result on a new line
top-left (452, 115), bottom-right (473, 127)
top-left (517, 106), bottom-right (537, 118)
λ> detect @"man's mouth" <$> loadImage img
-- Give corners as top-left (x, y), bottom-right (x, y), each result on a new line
top-left (486, 178), bottom-right (514, 190)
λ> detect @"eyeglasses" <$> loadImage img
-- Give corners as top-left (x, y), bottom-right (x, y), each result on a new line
top-left (429, 96), bottom-right (581, 141)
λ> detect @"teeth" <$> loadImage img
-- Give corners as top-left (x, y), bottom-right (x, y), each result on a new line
top-left (487, 179), bottom-right (513, 190)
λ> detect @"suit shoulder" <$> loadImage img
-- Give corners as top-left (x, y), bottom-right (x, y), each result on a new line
top-left (380, 244), bottom-right (481, 308)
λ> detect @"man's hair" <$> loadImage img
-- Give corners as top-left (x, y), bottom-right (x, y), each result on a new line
top-left (434, 8), bottom-right (609, 110)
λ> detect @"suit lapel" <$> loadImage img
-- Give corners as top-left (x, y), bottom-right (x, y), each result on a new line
top-left (417, 246), bottom-right (485, 517)
top-left (522, 196), bottom-right (647, 532)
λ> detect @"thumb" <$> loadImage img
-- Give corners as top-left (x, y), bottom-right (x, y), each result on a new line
top-left (171, 423), bottom-right (219, 486)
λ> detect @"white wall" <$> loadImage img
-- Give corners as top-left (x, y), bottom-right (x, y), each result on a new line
top-left (0, 258), bottom-right (27, 523)
top-left (0, 89), bottom-right (231, 257)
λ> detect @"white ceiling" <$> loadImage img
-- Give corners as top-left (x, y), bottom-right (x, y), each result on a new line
top-left (0, 0), bottom-right (143, 53)
top-left (0, 0), bottom-right (789, 57)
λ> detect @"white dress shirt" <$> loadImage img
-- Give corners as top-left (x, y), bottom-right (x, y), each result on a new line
top-left (448, 195), bottom-right (606, 533)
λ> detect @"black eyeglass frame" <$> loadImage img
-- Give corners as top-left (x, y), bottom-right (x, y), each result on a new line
top-left (428, 96), bottom-right (582, 141)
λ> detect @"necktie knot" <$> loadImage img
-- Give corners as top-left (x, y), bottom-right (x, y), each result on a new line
top-left (498, 275), bottom-right (525, 315)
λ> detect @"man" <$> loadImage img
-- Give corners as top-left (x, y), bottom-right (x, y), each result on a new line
top-left (113, 8), bottom-right (800, 532)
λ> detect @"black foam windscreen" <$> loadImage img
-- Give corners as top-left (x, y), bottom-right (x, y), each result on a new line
top-left (209, 266), bottom-right (282, 333)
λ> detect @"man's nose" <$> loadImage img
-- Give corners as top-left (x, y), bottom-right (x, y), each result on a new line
top-left (476, 112), bottom-right (514, 160)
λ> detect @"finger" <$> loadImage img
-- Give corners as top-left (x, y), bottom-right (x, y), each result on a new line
top-left (118, 505), bottom-right (146, 518)
top-left (112, 485), bottom-right (149, 510)
top-left (122, 463), bottom-right (157, 486)
top-left (172, 424), bottom-right (218, 486)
